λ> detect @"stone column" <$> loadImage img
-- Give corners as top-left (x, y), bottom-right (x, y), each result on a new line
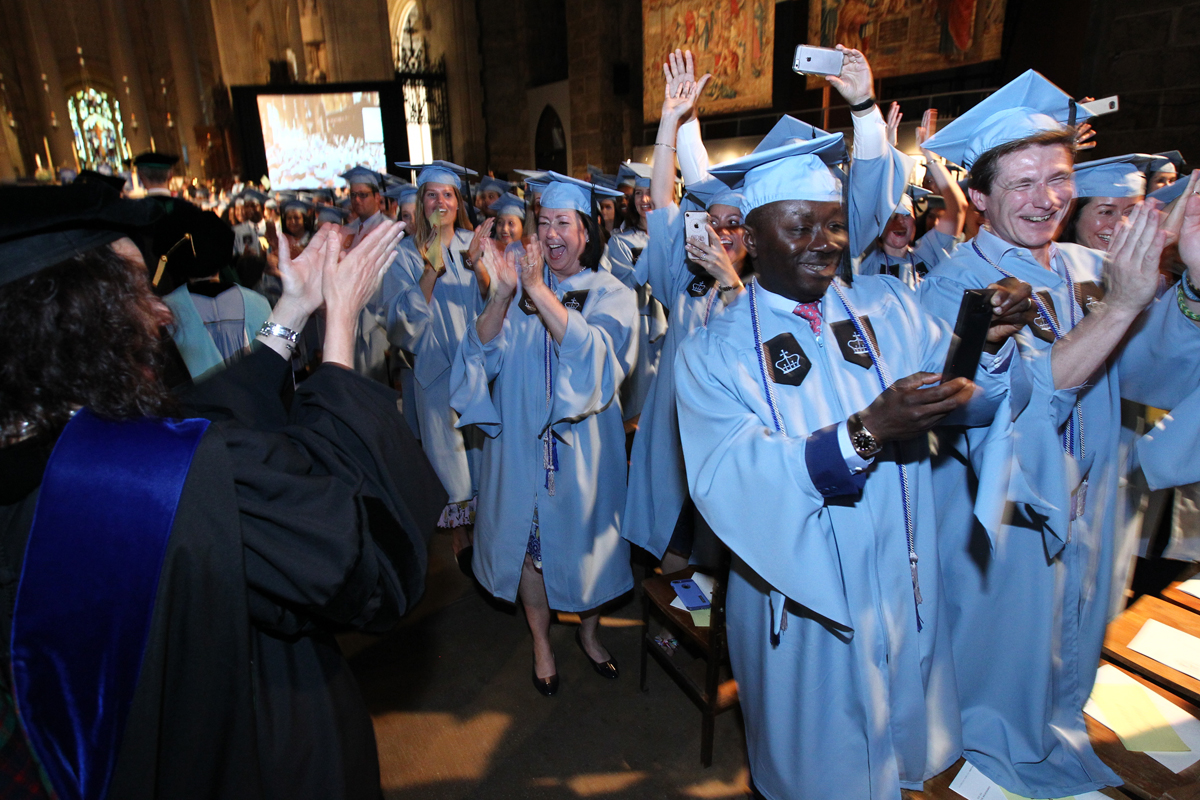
top-left (18, 0), bottom-right (76, 171)
top-left (159, 0), bottom-right (207, 175)
top-left (97, 0), bottom-right (152, 156)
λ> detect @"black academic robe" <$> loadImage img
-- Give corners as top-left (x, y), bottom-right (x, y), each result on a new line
top-left (0, 347), bottom-right (446, 799)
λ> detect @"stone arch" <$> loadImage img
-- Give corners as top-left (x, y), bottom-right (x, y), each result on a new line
top-left (534, 104), bottom-right (567, 174)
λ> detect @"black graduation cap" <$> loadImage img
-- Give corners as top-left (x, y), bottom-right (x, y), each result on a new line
top-left (151, 202), bottom-right (235, 282)
top-left (132, 152), bottom-right (179, 169)
top-left (0, 182), bottom-right (162, 287)
top-left (74, 169), bottom-right (128, 193)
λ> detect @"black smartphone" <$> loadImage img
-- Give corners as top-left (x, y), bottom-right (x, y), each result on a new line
top-left (942, 288), bottom-right (996, 383)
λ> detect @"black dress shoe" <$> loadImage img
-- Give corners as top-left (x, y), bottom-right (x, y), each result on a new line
top-left (575, 628), bottom-right (619, 679)
top-left (532, 666), bottom-right (559, 696)
top-left (455, 545), bottom-right (474, 578)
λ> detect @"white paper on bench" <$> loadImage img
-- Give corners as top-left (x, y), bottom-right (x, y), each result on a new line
top-left (1084, 663), bottom-right (1200, 772)
top-left (669, 573), bottom-right (717, 611)
top-left (1179, 577), bottom-right (1200, 600)
top-left (1127, 618), bottom-right (1200, 683)
top-left (948, 761), bottom-right (1110, 799)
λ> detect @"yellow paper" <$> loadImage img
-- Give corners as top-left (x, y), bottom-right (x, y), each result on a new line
top-left (689, 608), bottom-right (711, 627)
top-left (1091, 683), bottom-right (1190, 752)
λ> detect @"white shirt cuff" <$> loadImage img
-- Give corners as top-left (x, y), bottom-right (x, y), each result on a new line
top-left (850, 104), bottom-right (887, 161)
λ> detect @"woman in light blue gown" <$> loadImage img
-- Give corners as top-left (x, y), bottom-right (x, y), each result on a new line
top-left (451, 175), bottom-right (638, 696)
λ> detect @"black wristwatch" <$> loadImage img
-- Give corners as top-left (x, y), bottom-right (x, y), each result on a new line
top-left (848, 413), bottom-right (881, 458)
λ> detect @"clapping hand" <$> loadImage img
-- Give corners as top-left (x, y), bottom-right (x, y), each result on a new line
top-left (520, 238), bottom-right (546, 289)
top-left (488, 240), bottom-right (519, 301)
top-left (1176, 172), bottom-right (1200, 285)
top-left (886, 102), bottom-right (902, 147)
top-left (916, 108), bottom-right (937, 149)
top-left (323, 219), bottom-right (404, 322)
top-left (1075, 121), bottom-right (1097, 151)
top-left (278, 223), bottom-right (336, 317)
top-left (661, 49), bottom-right (711, 122)
top-left (826, 45), bottom-right (874, 109)
top-left (467, 217), bottom-right (495, 270)
top-left (1105, 200), bottom-right (1168, 315)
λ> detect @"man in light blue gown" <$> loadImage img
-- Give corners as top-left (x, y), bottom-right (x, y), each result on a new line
top-left (627, 47), bottom-right (914, 567)
top-left (917, 70), bottom-right (1200, 797)
top-left (674, 51), bottom-right (1029, 798)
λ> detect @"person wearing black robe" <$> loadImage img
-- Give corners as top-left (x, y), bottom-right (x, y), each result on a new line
top-left (0, 182), bottom-right (445, 799)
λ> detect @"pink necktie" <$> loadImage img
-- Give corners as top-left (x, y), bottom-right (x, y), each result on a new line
top-left (793, 301), bottom-right (822, 337)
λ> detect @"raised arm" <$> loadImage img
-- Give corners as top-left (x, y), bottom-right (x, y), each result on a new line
top-left (917, 109), bottom-right (967, 238)
top-left (653, 49), bottom-right (711, 210)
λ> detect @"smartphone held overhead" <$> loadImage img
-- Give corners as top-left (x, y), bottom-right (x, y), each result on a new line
top-left (792, 45), bottom-right (844, 77)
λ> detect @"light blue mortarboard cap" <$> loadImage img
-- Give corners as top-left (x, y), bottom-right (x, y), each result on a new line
top-left (1147, 173), bottom-right (1192, 205)
top-left (531, 171), bottom-right (624, 214)
top-left (617, 161), bottom-right (653, 188)
top-left (315, 206), bottom-right (349, 225)
top-left (587, 165), bottom-right (620, 190)
top-left (382, 181), bottom-right (415, 201)
top-left (1073, 153), bottom-right (1155, 199)
top-left (478, 176), bottom-right (511, 195)
top-left (754, 115), bottom-right (828, 154)
top-left (239, 188), bottom-right (268, 204)
top-left (338, 166), bottom-right (383, 191)
top-left (709, 133), bottom-right (847, 216)
top-left (394, 160), bottom-right (478, 190)
top-left (684, 176), bottom-right (745, 211)
top-left (896, 185), bottom-right (934, 216)
top-left (281, 198), bottom-right (313, 215)
top-left (489, 192), bottom-right (526, 220)
top-left (514, 169), bottom-right (551, 194)
top-left (922, 70), bottom-right (1094, 170)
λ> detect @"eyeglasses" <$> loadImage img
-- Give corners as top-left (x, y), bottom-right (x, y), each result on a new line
top-left (349, 191), bottom-right (375, 200)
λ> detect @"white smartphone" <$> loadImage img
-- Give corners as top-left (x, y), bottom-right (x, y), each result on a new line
top-left (1080, 95), bottom-right (1119, 116)
top-left (792, 45), bottom-right (844, 77)
top-left (685, 211), bottom-right (708, 246)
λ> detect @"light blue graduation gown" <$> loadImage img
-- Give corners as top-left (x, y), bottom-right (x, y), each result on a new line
top-left (676, 276), bottom-right (990, 800)
top-left (857, 228), bottom-right (958, 288)
top-left (604, 225), bottom-right (667, 420)
top-left (450, 266), bottom-right (638, 611)
top-left (917, 229), bottom-right (1200, 797)
top-left (383, 229), bottom-right (484, 505)
top-left (163, 283), bottom-right (272, 382)
top-left (623, 202), bottom-right (729, 558)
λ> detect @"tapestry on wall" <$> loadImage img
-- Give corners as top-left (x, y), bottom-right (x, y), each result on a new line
top-left (643, 0), bottom-right (775, 123)
top-left (805, 0), bottom-right (1006, 88)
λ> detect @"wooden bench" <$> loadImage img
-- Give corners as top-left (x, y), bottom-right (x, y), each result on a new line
top-left (639, 557), bottom-right (738, 767)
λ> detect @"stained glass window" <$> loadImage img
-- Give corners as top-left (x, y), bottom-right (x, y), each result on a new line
top-left (67, 88), bottom-right (129, 171)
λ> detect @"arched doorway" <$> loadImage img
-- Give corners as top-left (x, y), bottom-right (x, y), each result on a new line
top-left (534, 104), bottom-right (567, 174)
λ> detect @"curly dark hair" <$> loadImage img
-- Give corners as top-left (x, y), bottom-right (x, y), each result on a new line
top-left (0, 244), bottom-right (174, 441)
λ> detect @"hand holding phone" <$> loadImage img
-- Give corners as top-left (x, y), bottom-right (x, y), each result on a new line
top-left (685, 211), bottom-right (709, 246)
top-left (792, 45), bottom-right (844, 77)
top-left (942, 288), bottom-right (996, 383)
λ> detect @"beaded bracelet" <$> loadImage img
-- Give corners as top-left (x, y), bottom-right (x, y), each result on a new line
top-left (1176, 281), bottom-right (1200, 322)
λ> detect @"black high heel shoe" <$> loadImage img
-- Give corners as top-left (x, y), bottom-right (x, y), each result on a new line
top-left (575, 628), bottom-right (619, 679)
top-left (532, 665), bottom-right (559, 696)
top-left (455, 545), bottom-right (474, 578)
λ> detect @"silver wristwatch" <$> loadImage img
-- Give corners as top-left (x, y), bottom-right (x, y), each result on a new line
top-left (257, 321), bottom-right (300, 347)
top-left (848, 413), bottom-right (881, 459)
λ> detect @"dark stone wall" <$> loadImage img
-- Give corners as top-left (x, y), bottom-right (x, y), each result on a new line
top-left (1079, 0), bottom-right (1200, 158)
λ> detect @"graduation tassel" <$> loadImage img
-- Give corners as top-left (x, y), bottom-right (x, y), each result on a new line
top-left (542, 326), bottom-right (557, 496)
top-left (911, 552), bottom-right (923, 631)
